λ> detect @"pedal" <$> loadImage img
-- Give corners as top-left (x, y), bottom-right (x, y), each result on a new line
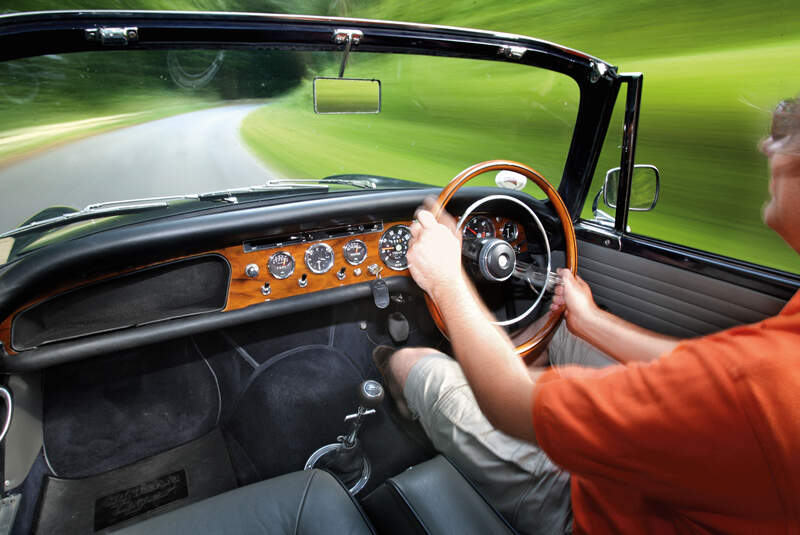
top-left (387, 312), bottom-right (409, 344)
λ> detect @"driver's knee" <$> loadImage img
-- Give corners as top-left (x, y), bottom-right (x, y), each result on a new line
top-left (389, 346), bottom-right (440, 391)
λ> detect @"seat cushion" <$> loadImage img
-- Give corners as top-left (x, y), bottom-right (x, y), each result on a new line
top-left (362, 455), bottom-right (517, 535)
top-left (116, 469), bottom-right (375, 534)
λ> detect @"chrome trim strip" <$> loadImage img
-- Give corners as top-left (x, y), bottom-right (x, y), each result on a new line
top-left (0, 387), bottom-right (12, 444)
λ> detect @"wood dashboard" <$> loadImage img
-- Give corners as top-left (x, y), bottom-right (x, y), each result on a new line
top-left (0, 215), bottom-right (526, 354)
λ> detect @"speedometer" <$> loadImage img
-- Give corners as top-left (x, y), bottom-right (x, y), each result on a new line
top-left (379, 225), bottom-right (411, 270)
top-left (304, 243), bottom-right (334, 274)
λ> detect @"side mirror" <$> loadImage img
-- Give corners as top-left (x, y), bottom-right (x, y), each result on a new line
top-left (603, 164), bottom-right (660, 211)
top-left (313, 77), bottom-right (381, 114)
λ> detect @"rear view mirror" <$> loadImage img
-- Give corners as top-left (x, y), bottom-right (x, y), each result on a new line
top-left (604, 165), bottom-right (660, 211)
top-left (313, 77), bottom-right (381, 114)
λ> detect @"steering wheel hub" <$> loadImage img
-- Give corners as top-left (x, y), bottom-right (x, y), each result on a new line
top-left (463, 237), bottom-right (516, 282)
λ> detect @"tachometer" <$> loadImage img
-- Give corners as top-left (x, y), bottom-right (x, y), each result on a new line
top-left (379, 225), bottom-right (411, 270)
top-left (268, 251), bottom-right (295, 279)
top-left (305, 243), bottom-right (335, 274)
top-left (343, 239), bottom-right (368, 265)
top-left (462, 215), bottom-right (495, 241)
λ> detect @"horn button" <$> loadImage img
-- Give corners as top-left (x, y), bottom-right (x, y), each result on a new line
top-left (463, 237), bottom-right (516, 282)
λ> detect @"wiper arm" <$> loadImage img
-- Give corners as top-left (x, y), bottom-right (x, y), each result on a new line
top-left (197, 181), bottom-right (328, 202)
top-left (290, 177), bottom-right (377, 189)
top-left (0, 202), bottom-right (169, 240)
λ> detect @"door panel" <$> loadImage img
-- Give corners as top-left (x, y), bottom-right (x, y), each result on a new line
top-left (577, 239), bottom-right (790, 338)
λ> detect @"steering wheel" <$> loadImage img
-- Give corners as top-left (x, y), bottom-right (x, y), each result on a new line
top-left (425, 160), bottom-right (577, 357)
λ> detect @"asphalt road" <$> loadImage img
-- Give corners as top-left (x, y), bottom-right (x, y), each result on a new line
top-left (0, 103), bottom-right (280, 233)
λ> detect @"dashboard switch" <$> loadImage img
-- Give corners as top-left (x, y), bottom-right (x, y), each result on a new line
top-left (299, 274), bottom-right (308, 288)
top-left (337, 267), bottom-right (346, 280)
top-left (354, 268), bottom-right (362, 277)
top-left (260, 282), bottom-right (271, 296)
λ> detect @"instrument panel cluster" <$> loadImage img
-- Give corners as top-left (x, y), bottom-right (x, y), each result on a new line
top-left (226, 216), bottom-right (525, 310)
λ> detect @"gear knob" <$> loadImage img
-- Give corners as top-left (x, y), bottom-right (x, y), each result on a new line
top-left (358, 380), bottom-right (384, 409)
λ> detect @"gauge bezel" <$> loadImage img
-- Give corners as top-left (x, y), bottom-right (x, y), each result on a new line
top-left (462, 215), bottom-right (496, 241)
top-left (379, 224), bottom-right (411, 271)
top-left (304, 242), bottom-right (335, 274)
top-left (502, 221), bottom-right (519, 241)
top-left (267, 251), bottom-right (295, 280)
top-left (342, 239), bottom-right (368, 266)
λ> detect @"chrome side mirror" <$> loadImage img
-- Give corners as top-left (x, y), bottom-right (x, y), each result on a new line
top-left (603, 164), bottom-right (660, 211)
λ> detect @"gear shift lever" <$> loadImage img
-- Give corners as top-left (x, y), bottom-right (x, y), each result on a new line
top-left (305, 380), bottom-right (384, 495)
top-left (340, 380), bottom-right (384, 447)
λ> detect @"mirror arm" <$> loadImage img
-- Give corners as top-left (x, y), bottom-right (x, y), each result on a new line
top-left (333, 29), bottom-right (363, 78)
top-left (614, 72), bottom-right (643, 234)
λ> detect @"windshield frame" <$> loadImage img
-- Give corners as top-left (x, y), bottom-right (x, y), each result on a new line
top-left (0, 10), bottom-right (621, 219)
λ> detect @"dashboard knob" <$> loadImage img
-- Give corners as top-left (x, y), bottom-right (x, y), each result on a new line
top-left (245, 263), bottom-right (259, 278)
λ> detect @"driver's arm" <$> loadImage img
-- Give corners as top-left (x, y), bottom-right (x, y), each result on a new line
top-left (408, 209), bottom-right (544, 444)
top-left (550, 269), bottom-right (680, 364)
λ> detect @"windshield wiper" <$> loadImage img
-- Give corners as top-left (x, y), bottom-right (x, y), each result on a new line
top-left (281, 177), bottom-right (378, 190)
top-left (0, 201), bottom-right (170, 240)
top-left (0, 179), bottom-right (374, 241)
top-left (197, 181), bottom-right (329, 202)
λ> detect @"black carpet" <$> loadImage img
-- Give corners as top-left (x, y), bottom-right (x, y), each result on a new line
top-left (42, 337), bottom-right (219, 478)
top-left (35, 429), bottom-right (236, 535)
top-left (221, 296), bottom-right (440, 495)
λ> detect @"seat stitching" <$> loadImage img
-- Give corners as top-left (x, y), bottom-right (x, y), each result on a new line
top-left (293, 471), bottom-right (317, 535)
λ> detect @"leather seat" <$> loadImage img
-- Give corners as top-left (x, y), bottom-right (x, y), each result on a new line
top-left (116, 469), bottom-right (375, 534)
top-left (362, 455), bottom-right (517, 535)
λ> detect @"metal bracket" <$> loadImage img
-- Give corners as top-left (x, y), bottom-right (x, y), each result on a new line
top-left (332, 29), bottom-right (363, 78)
top-left (498, 45), bottom-right (526, 60)
top-left (589, 60), bottom-right (609, 83)
top-left (85, 27), bottom-right (139, 46)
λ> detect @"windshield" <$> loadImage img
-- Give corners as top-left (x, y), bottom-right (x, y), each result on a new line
top-left (0, 47), bottom-right (579, 260)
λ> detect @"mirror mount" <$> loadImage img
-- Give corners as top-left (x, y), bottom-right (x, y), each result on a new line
top-left (333, 29), bottom-right (363, 78)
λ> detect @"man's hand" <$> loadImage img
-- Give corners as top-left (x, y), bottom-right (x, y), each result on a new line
top-left (550, 268), bottom-right (601, 340)
top-left (406, 201), bottom-right (463, 297)
top-left (551, 267), bottom-right (680, 363)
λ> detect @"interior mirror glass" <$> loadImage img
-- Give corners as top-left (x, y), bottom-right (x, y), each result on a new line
top-left (603, 165), bottom-right (660, 211)
top-left (313, 77), bottom-right (381, 114)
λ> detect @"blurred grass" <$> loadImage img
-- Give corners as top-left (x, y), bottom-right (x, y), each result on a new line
top-left (241, 0), bottom-right (800, 274)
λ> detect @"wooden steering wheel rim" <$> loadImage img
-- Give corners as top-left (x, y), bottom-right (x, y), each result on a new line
top-left (424, 160), bottom-right (578, 357)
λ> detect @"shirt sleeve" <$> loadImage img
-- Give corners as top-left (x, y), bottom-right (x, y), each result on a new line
top-left (532, 335), bottom-right (768, 501)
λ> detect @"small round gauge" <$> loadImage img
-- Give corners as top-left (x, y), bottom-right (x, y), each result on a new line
top-left (502, 221), bottom-right (519, 242)
top-left (268, 251), bottom-right (295, 279)
top-left (343, 239), bottom-right (368, 265)
top-left (379, 225), bottom-right (411, 270)
top-left (462, 215), bottom-right (496, 241)
top-left (305, 243), bottom-right (335, 274)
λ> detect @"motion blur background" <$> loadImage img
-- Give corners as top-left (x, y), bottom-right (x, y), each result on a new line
top-left (2, 0), bottom-right (799, 273)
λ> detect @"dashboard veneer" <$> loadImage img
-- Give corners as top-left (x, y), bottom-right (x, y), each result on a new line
top-left (0, 215), bottom-right (526, 355)
top-left (220, 220), bottom-right (411, 310)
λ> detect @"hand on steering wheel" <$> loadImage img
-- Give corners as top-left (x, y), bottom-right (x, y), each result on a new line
top-left (422, 160), bottom-right (577, 357)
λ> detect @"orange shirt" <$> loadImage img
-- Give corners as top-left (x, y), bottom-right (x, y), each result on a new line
top-left (532, 291), bottom-right (800, 534)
